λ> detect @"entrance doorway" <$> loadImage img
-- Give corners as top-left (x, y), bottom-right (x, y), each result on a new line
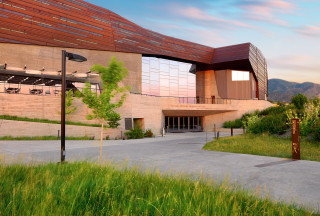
top-left (165, 116), bottom-right (202, 132)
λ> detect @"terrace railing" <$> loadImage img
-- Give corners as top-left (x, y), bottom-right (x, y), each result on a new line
top-left (1, 83), bottom-right (243, 105)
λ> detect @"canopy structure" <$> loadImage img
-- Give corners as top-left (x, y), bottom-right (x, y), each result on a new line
top-left (0, 64), bottom-right (100, 86)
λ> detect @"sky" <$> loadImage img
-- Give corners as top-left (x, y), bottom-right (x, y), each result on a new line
top-left (86, 0), bottom-right (320, 84)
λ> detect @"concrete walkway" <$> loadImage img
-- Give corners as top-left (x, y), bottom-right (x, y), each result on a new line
top-left (0, 132), bottom-right (320, 212)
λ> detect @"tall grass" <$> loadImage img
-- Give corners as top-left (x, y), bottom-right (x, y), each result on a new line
top-left (0, 162), bottom-right (314, 215)
top-left (203, 134), bottom-right (320, 162)
top-left (0, 115), bottom-right (100, 127)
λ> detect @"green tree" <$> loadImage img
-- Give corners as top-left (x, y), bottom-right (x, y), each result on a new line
top-left (77, 57), bottom-right (130, 162)
top-left (291, 93), bottom-right (308, 110)
top-left (311, 96), bottom-right (320, 107)
top-left (58, 89), bottom-right (77, 120)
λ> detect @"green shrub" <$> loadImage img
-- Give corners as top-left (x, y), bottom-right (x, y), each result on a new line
top-left (125, 127), bottom-right (144, 139)
top-left (245, 114), bottom-right (287, 135)
top-left (312, 119), bottom-right (320, 142)
top-left (243, 114), bottom-right (260, 133)
top-left (223, 119), bottom-right (243, 128)
top-left (259, 106), bottom-right (287, 116)
top-left (291, 93), bottom-right (308, 110)
top-left (144, 129), bottom-right (154, 137)
top-left (260, 115), bottom-right (287, 134)
top-left (240, 110), bottom-right (260, 122)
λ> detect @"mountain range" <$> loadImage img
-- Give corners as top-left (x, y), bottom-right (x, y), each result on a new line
top-left (268, 79), bottom-right (320, 102)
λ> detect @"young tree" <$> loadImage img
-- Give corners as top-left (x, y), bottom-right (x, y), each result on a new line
top-left (58, 89), bottom-right (77, 120)
top-left (77, 57), bottom-right (130, 162)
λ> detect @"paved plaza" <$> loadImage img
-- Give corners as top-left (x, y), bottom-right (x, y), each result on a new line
top-left (0, 132), bottom-right (320, 212)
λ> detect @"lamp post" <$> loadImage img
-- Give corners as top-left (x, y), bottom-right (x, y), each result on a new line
top-left (61, 50), bottom-right (87, 162)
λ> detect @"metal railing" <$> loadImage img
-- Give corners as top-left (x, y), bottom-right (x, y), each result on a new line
top-left (0, 83), bottom-right (245, 105)
top-left (178, 97), bottom-right (231, 104)
top-left (130, 92), bottom-right (232, 104)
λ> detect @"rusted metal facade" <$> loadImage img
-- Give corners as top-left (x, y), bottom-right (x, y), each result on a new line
top-left (0, 0), bottom-right (268, 99)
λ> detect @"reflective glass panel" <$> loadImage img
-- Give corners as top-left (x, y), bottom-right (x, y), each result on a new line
top-left (142, 57), bottom-right (196, 98)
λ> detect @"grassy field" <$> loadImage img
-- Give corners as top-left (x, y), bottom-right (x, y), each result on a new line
top-left (203, 134), bottom-right (320, 162)
top-left (0, 162), bottom-right (315, 215)
top-left (0, 115), bottom-right (100, 127)
top-left (0, 136), bottom-right (93, 141)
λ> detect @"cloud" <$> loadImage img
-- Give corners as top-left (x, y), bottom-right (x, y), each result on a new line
top-left (141, 19), bottom-right (228, 47)
top-left (296, 25), bottom-right (320, 37)
top-left (269, 54), bottom-right (320, 74)
top-left (168, 4), bottom-right (257, 30)
top-left (268, 54), bottom-right (320, 83)
top-left (238, 0), bottom-right (295, 26)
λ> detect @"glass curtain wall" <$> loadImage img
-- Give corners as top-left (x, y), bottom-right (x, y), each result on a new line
top-left (142, 57), bottom-right (196, 98)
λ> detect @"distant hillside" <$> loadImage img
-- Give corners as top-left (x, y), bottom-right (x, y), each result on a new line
top-left (268, 79), bottom-right (320, 102)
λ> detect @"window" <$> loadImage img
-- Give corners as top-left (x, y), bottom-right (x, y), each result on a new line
top-left (141, 57), bottom-right (196, 98)
top-left (232, 70), bottom-right (250, 81)
top-left (125, 118), bottom-right (133, 130)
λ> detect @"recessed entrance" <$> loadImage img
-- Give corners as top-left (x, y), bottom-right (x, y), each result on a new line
top-left (165, 116), bottom-right (202, 132)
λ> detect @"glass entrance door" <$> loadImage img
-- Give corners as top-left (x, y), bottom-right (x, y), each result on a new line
top-left (165, 116), bottom-right (202, 132)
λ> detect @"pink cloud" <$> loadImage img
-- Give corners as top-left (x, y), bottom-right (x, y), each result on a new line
top-left (268, 54), bottom-right (320, 83)
top-left (296, 25), bottom-right (320, 37)
top-left (171, 5), bottom-right (256, 29)
top-left (240, 0), bottom-right (294, 26)
top-left (268, 0), bottom-right (294, 9)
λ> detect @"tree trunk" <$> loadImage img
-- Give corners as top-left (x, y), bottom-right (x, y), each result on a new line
top-left (100, 121), bottom-right (104, 163)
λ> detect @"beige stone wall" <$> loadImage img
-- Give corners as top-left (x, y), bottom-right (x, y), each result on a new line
top-left (0, 120), bottom-right (120, 139)
top-left (0, 92), bottom-right (272, 137)
top-left (0, 93), bottom-right (98, 124)
top-left (0, 43), bottom-right (142, 93)
top-left (0, 92), bottom-right (164, 136)
top-left (202, 99), bottom-right (273, 130)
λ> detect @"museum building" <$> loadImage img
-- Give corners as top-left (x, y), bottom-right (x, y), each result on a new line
top-left (0, 0), bottom-right (272, 137)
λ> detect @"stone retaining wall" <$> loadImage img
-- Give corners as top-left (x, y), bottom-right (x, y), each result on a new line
top-left (0, 120), bottom-right (121, 139)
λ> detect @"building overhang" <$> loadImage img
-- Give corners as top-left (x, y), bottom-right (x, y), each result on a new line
top-left (0, 65), bottom-right (100, 85)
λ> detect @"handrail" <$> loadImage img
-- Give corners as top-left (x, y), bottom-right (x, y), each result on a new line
top-left (129, 92), bottom-right (232, 104)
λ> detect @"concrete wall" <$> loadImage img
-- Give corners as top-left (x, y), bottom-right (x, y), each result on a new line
top-left (0, 93), bottom-right (272, 137)
top-left (203, 99), bottom-right (273, 130)
top-left (0, 92), bottom-right (164, 136)
top-left (0, 43), bottom-right (142, 93)
top-left (0, 120), bottom-right (120, 139)
top-left (0, 93), bottom-right (98, 124)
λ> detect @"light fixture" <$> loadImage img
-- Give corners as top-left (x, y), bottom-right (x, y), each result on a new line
top-left (66, 53), bottom-right (87, 62)
top-left (60, 50), bottom-right (87, 163)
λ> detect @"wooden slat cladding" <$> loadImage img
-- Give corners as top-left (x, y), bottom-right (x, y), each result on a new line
top-left (0, 0), bottom-right (214, 63)
top-left (211, 43), bottom-right (268, 100)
